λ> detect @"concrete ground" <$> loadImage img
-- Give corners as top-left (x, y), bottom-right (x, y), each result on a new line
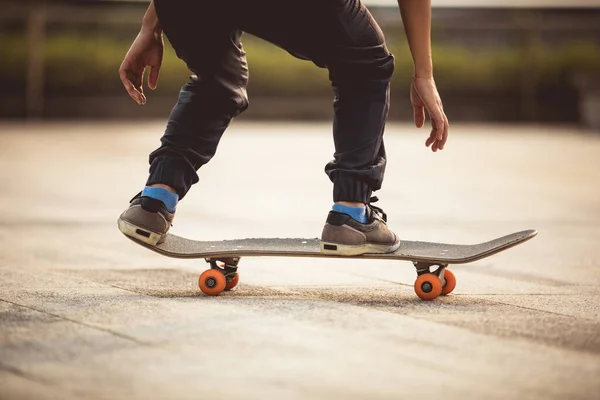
top-left (0, 121), bottom-right (599, 400)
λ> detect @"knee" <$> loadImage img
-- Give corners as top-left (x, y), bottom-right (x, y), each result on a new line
top-left (182, 75), bottom-right (249, 118)
top-left (328, 48), bottom-right (395, 83)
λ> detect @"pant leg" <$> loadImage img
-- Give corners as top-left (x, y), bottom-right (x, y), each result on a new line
top-left (234, 0), bottom-right (394, 203)
top-left (147, 0), bottom-right (249, 199)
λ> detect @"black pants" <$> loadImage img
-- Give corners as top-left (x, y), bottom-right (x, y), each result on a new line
top-left (148, 0), bottom-right (394, 203)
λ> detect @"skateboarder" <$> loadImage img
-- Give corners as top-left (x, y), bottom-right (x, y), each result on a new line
top-left (117, 0), bottom-right (449, 256)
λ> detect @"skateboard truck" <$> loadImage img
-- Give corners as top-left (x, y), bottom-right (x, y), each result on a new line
top-left (206, 257), bottom-right (239, 277)
top-left (414, 262), bottom-right (448, 282)
top-left (206, 257), bottom-right (239, 269)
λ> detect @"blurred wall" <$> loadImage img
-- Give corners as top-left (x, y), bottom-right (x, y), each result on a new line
top-left (1, 0), bottom-right (599, 128)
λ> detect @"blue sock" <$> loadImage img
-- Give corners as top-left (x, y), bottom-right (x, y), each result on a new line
top-left (141, 186), bottom-right (179, 212)
top-left (332, 204), bottom-right (367, 223)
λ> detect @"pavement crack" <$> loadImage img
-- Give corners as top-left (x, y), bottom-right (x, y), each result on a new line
top-left (0, 298), bottom-right (152, 346)
top-left (99, 282), bottom-right (149, 295)
top-left (0, 362), bottom-right (53, 386)
top-left (469, 296), bottom-right (592, 319)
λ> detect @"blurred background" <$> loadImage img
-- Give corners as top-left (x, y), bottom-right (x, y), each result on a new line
top-left (1, 0), bottom-right (599, 128)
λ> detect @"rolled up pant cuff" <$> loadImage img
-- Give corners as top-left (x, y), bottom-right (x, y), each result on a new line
top-left (146, 156), bottom-right (196, 200)
top-left (333, 180), bottom-right (372, 204)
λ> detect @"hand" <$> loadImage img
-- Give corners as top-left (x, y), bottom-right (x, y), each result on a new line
top-left (119, 27), bottom-right (163, 105)
top-left (410, 76), bottom-right (449, 152)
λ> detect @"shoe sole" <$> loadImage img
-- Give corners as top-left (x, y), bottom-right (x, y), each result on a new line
top-left (320, 240), bottom-right (401, 256)
top-left (117, 218), bottom-right (164, 246)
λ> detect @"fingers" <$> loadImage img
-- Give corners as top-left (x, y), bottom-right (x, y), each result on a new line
top-left (412, 76), bottom-right (450, 152)
top-left (432, 108), bottom-right (445, 141)
top-left (413, 104), bottom-right (425, 128)
top-left (426, 118), bottom-right (438, 151)
top-left (439, 113), bottom-right (449, 150)
top-left (434, 105), bottom-right (449, 151)
top-left (424, 107), bottom-right (449, 152)
top-left (148, 64), bottom-right (161, 90)
top-left (119, 65), bottom-right (146, 105)
top-left (425, 134), bottom-right (436, 148)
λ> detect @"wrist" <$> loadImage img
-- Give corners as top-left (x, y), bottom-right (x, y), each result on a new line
top-left (141, 19), bottom-right (161, 35)
top-left (141, 24), bottom-right (162, 41)
top-left (413, 63), bottom-right (433, 79)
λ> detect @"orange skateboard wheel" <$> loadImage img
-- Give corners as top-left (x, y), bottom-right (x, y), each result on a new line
top-left (441, 269), bottom-right (456, 295)
top-left (198, 269), bottom-right (227, 296)
top-left (224, 273), bottom-right (240, 291)
top-left (414, 273), bottom-right (443, 301)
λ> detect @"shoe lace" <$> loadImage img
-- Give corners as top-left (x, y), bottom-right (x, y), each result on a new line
top-left (367, 196), bottom-right (387, 222)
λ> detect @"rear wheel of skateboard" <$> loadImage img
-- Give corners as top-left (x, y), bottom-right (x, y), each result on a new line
top-left (224, 273), bottom-right (239, 291)
top-left (414, 274), bottom-right (443, 301)
top-left (198, 269), bottom-right (227, 296)
top-left (441, 269), bottom-right (456, 295)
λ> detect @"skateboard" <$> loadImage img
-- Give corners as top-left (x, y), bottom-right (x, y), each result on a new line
top-left (126, 229), bottom-right (538, 301)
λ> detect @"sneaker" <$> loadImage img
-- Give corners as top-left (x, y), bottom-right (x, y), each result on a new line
top-left (320, 197), bottom-right (400, 256)
top-left (117, 192), bottom-right (175, 246)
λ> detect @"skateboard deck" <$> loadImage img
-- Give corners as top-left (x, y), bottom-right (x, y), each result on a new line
top-left (128, 229), bottom-right (537, 301)
top-left (149, 229), bottom-right (537, 264)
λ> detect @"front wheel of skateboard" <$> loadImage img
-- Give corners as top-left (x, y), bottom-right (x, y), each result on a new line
top-left (441, 269), bottom-right (456, 295)
top-left (224, 273), bottom-right (239, 291)
top-left (198, 269), bottom-right (227, 296)
top-left (414, 274), bottom-right (443, 301)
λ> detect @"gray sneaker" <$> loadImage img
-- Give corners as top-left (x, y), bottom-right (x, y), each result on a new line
top-left (117, 192), bottom-right (175, 246)
top-left (320, 197), bottom-right (400, 256)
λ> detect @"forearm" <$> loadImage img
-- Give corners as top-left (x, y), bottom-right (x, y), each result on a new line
top-left (141, 0), bottom-right (161, 34)
top-left (397, 0), bottom-right (433, 78)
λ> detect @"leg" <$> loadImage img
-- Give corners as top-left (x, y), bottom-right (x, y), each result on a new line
top-left (325, 9), bottom-right (393, 204)
top-left (118, 0), bottom-right (248, 245)
top-left (328, 79), bottom-right (390, 204)
top-left (147, 0), bottom-right (249, 199)
top-left (234, 0), bottom-right (393, 204)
